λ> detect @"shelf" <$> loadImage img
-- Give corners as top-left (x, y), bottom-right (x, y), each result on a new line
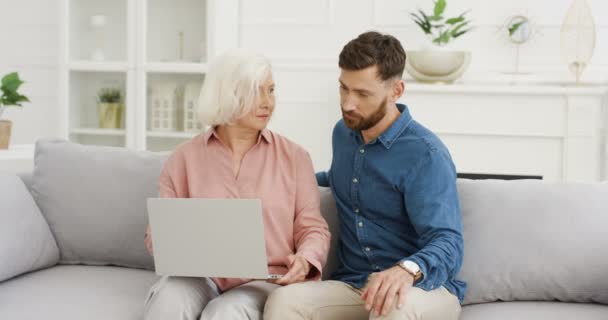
top-left (69, 61), bottom-right (130, 72)
top-left (0, 144), bottom-right (35, 160)
top-left (147, 130), bottom-right (199, 138)
top-left (71, 128), bottom-right (126, 136)
top-left (406, 82), bottom-right (608, 96)
top-left (61, 0), bottom-right (237, 151)
top-left (69, 0), bottom-right (128, 61)
top-left (69, 71), bottom-right (127, 131)
top-left (145, 62), bottom-right (207, 74)
top-left (147, 0), bottom-right (207, 63)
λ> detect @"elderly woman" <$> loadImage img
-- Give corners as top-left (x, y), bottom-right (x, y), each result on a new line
top-left (142, 49), bottom-right (330, 320)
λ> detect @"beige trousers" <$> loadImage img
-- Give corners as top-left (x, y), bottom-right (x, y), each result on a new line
top-left (144, 276), bottom-right (280, 320)
top-left (263, 280), bottom-right (461, 320)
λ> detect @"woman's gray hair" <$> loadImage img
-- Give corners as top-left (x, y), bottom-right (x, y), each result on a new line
top-left (198, 49), bottom-right (272, 126)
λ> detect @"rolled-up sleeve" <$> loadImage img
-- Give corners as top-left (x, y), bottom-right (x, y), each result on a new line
top-left (315, 171), bottom-right (330, 187)
top-left (402, 149), bottom-right (464, 292)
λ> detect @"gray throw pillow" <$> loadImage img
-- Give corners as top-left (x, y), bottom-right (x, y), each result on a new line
top-left (30, 140), bottom-right (167, 270)
top-left (457, 179), bottom-right (608, 305)
top-left (0, 174), bottom-right (59, 282)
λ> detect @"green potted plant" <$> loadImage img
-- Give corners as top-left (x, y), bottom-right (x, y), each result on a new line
top-left (97, 88), bottom-right (123, 129)
top-left (0, 72), bottom-right (30, 149)
top-left (406, 0), bottom-right (473, 83)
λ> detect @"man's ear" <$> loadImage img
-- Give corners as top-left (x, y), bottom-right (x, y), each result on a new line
top-left (390, 79), bottom-right (405, 103)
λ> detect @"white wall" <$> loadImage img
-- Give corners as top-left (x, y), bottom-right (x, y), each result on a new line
top-left (239, 0), bottom-right (608, 170)
top-left (1, 0), bottom-right (607, 173)
top-left (0, 0), bottom-right (61, 145)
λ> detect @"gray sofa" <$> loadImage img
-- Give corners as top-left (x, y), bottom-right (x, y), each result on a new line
top-left (1, 140), bottom-right (607, 319)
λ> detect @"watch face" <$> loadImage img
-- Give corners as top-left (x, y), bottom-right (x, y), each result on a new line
top-left (402, 261), bottom-right (420, 273)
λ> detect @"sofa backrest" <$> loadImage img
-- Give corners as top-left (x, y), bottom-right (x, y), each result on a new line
top-left (18, 173), bottom-right (33, 193)
top-left (30, 140), bottom-right (167, 270)
top-left (319, 178), bottom-right (608, 305)
top-left (319, 187), bottom-right (339, 280)
top-left (457, 179), bottom-right (608, 305)
top-left (26, 140), bottom-right (608, 305)
top-left (0, 174), bottom-right (59, 283)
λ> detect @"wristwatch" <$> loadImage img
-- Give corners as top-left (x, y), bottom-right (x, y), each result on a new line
top-left (398, 260), bottom-right (422, 282)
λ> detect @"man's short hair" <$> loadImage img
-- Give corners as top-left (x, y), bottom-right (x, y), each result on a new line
top-left (339, 31), bottom-right (406, 81)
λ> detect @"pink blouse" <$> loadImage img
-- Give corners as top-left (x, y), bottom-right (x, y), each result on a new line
top-left (158, 127), bottom-right (330, 292)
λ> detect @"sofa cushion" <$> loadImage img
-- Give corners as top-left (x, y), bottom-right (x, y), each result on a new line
top-left (458, 179), bottom-right (608, 305)
top-left (461, 301), bottom-right (608, 320)
top-left (30, 140), bottom-right (167, 270)
top-left (0, 174), bottom-right (59, 282)
top-left (0, 265), bottom-right (159, 320)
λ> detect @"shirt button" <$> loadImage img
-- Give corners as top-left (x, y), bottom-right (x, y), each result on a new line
top-left (352, 178), bottom-right (358, 184)
top-left (354, 208), bottom-right (360, 213)
top-left (375, 265), bottom-right (380, 270)
top-left (358, 222), bottom-right (363, 227)
top-left (359, 149), bottom-right (365, 154)
top-left (365, 247), bottom-right (371, 252)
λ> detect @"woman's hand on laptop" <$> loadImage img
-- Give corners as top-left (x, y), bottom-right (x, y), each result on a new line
top-left (144, 225), bottom-right (154, 256)
top-left (273, 254), bottom-right (311, 285)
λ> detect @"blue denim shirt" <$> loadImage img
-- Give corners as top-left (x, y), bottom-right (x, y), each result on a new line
top-left (316, 104), bottom-right (466, 303)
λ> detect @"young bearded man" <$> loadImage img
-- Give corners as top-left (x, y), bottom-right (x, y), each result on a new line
top-left (264, 31), bottom-right (466, 320)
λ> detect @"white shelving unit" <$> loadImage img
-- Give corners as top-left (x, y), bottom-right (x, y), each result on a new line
top-left (0, 145), bottom-right (35, 174)
top-left (59, 0), bottom-right (238, 151)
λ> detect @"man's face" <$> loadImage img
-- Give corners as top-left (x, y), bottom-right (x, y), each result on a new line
top-left (339, 66), bottom-right (393, 131)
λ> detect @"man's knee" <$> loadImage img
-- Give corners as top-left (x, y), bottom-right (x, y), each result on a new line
top-left (264, 283), bottom-right (316, 319)
top-left (264, 285), bottom-right (297, 315)
top-left (371, 287), bottom-right (460, 320)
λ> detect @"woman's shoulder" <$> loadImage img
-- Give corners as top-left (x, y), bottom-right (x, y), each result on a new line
top-left (164, 133), bottom-right (206, 166)
top-left (267, 130), bottom-right (309, 157)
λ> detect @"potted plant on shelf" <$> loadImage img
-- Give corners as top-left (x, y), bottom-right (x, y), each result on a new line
top-left (0, 72), bottom-right (30, 149)
top-left (407, 0), bottom-right (473, 83)
top-left (97, 88), bottom-right (123, 129)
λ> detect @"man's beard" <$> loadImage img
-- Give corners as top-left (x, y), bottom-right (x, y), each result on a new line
top-left (342, 97), bottom-right (387, 131)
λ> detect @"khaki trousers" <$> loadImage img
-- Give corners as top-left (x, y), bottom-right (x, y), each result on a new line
top-left (263, 280), bottom-right (461, 320)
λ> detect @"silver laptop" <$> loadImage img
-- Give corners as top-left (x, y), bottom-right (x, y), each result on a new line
top-left (147, 198), bottom-right (282, 280)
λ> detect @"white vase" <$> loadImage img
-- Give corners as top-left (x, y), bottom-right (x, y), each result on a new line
top-left (405, 50), bottom-right (471, 84)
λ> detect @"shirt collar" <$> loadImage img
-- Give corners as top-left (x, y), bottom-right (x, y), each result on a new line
top-left (377, 103), bottom-right (412, 149)
top-left (203, 127), bottom-right (273, 145)
top-left (350, 103), bottom-right (413, 149)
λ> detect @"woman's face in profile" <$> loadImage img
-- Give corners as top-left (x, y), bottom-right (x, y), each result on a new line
top-left (236, 72), bottom-right (276, 131)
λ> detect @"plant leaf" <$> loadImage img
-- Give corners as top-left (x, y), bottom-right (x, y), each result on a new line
top-left (410, 13), bottom-right (425, 26)
top-left (458, 10), bottom-right (471, 18)
top-left (412, 10), bottom-right (432, 33)
top-left (1, 72), bottom-right (24, 93)
top-left (0, 72), bottom-right (29, 107)
top-left (412, 19), bottom-right (429, 33)
top-left (453, 28), bottom-right (471, 38)
top-left (450, 21), bottom-right (469, 36)
top-left (446, 16), bottom-right (465, 25)
top-left (434, 30), bottom-right (452, 45)
top-left (434, 0), bottom-right (446, 18)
